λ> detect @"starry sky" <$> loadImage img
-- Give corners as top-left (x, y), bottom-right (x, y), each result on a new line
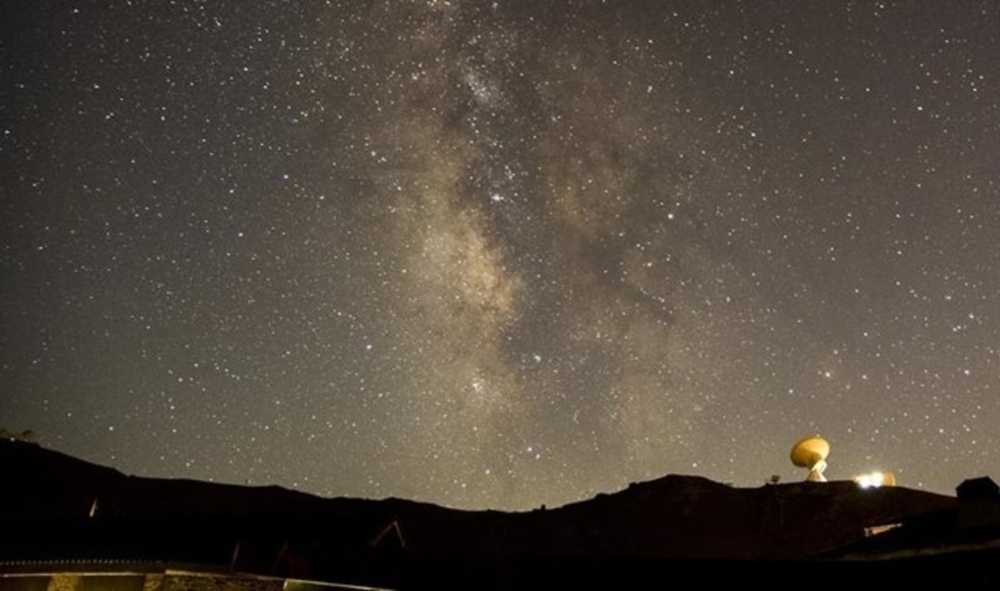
top-left (2, 1), bottom-right (999, 510)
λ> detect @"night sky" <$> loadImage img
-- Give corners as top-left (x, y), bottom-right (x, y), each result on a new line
top-left (3, 1), bottom-right (999, 510)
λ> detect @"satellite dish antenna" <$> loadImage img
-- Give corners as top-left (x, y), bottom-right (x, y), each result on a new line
top-left (790, 435), bottom-right (830, 482)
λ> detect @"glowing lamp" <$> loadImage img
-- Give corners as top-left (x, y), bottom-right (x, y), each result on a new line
top-left (854, 471), bottom-right (897, 488)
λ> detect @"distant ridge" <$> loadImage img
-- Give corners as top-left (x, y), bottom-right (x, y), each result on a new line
top-left (4, 439), bottom-right (994, 588)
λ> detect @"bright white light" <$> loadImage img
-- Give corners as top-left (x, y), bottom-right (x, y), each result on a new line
top-left (855, 471), bottom-right (886, 488)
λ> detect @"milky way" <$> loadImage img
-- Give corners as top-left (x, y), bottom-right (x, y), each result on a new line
top-left (2, 1), bottom-right (999, 509)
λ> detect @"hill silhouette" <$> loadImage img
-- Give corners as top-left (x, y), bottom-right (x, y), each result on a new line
top-left (3, 439), bottom-right (997, 588)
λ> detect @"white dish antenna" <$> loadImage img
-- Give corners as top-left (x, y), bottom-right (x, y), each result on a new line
top-left (790, 435), bottom-right (830, 482)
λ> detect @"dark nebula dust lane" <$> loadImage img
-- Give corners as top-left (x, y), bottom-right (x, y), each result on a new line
top-left (2, 1), bottom-right (999, 509)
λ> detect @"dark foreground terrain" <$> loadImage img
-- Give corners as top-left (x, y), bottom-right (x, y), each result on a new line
top-left (2, 440), bottom-right (998, 589)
